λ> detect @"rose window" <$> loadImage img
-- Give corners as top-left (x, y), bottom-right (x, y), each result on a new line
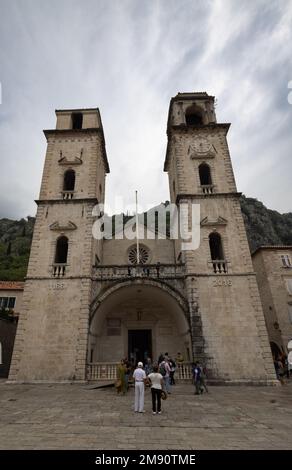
top-left (128, 245), bottom-right (149, 265)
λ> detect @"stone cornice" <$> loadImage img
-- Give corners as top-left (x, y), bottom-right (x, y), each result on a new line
top-left (175, 192), bottom-right (241, 203)
top-left (185, 272), bottom-right (256, 277)
top-left (169, 123), bottom-right (230, 133)
top-left (35, 198), bottom-right (98, 205)
top-left (252, 245), bottom-right (292, 256)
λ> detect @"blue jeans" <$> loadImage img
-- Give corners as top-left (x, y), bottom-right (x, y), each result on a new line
top-left (163, 376), bottom-right (171, 393)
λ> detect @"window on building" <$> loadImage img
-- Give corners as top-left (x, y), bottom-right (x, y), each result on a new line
top-left (55, 236), bottom-right (69, 264)
top-left (281, 255), bottom-right (291, 268)
top-left (185, 106), bottom-right (203, 125)
top-left (209, 233), bottom-right (224, 260)
top-left (199, 163), bottom-right (212, 186)
top-left (63, 169), bottom-right (75, 191)
top-left (288, 304), bottom-right (292, 324)
top-left (0, 297), bottom-right (16, 309)
top-left (72, 113), bottom-right (83, 130)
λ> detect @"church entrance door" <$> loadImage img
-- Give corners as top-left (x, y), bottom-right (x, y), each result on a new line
top-left (128, 329), bottom-right (152, 365)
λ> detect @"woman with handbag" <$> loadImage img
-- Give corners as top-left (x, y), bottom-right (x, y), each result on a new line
top-left (147, 364), bottom-right (164, 415)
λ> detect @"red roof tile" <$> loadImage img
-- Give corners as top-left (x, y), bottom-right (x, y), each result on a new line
top-left (0, 281), bottom-right (24, 291)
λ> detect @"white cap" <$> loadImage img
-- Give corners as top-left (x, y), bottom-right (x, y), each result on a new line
top-left (138, 362), bottom-right (143, 367)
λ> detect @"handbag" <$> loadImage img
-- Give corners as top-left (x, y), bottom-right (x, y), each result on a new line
top-left (161, 390), bottom-right (167, 400)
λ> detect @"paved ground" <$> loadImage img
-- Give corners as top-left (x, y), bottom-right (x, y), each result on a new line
top-left (0, 380), bottom-right (292, 450)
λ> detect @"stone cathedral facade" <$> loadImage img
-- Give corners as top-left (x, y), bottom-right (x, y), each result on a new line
top-left (9, 92), bottom-right (276, 384)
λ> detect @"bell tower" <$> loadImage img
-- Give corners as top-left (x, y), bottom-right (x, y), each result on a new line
top-left (9, 108), bottom-right (109, 382)
top-left (165, 92), bottom-right (276, 383)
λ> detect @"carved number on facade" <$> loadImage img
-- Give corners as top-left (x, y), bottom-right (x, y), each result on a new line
top-left (50, 282), bottom-right (65, 290)
top-left (213, 279), bottom-right (232, 287)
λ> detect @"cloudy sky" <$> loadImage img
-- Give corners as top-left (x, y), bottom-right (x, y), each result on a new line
top-left (0, 0), bottom-right (292, 219)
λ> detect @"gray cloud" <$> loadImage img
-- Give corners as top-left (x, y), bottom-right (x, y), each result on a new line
top-left (0, 0), bottom-right (291, 219)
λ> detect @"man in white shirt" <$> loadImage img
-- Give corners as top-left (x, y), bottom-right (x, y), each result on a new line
top-left (133, 362), bottom-right (146, 413)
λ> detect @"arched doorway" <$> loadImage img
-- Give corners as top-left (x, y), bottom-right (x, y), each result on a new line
top-left (88, 282), bottom-right (191, 368)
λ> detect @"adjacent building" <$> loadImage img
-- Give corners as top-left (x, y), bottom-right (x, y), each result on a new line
top-left (252, 246), bottom-right (292, 357)
top-left (0, 281), bottom-right (24, 377)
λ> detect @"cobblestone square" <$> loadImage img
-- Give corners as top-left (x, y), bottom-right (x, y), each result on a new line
top-left (1, 381), bottom-right (291, 450)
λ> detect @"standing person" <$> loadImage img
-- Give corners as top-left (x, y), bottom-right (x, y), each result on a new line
top-left (124, 358), bottom-right (131, 392)
top-left (169, 357), bottom-right (176, 385)
top-left (159, 357), bottom-right (171, 394)
top-left (147, 365), bottom-right (164, 414)
top-left (133, 362), bottom-right (146, 413)
top-left (200, 364), bottom-right (209, 393)
top-left (116, 359), bottom-right (127, 395)
top-left (192, 362), bottom-right (202, 395)
top-left (158, 352), bottom-right (164, 364)
top-left (176, 352), bottom-right (184, 363)
top-left (277, 358), bottom-right (285, 385)
top-left (145, 357), bottom-right (153, 376)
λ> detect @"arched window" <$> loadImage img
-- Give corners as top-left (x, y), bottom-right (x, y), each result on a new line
top-left (199, 163), bottom-right (212, 186)
top-left (209, 233), bottom-right (224, 260)
top-left (55, 236), bottom-right (68, 264)
top-left (185, 106), bottom-right (203, 125)
top-left (209, 233), bottom-right (226, 273)
top-left (63, 169), bottom-right (75, 191)
top-left (72, 112), bottom-right (83, 129)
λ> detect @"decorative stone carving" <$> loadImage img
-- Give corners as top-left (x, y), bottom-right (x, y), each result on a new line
top-left (58, 149), bottom-right (83, 165)
top-left (49, 221), bottom-right (77, 231)
top-left (200, 216), bottom-right (227, 226)
top-left (188, 138), bottom-right (216, 159)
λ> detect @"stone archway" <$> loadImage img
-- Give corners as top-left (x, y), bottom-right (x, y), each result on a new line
top-left (88, 281), bottom-right (191, 366)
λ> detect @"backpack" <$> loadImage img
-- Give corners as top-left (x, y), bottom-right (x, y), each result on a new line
top-left (159, 364), bottom-right (166, 376)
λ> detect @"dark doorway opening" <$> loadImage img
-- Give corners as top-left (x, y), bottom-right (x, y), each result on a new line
top-left (128, 329), bottom-right (152, 366)
top-left (72, 112), bottom-right (83, 129)
top-left (270, 341), bottom-right (282, 359)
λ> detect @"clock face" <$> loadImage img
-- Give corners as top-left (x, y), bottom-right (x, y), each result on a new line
top-left (194, 138), bottom-right (211, 153)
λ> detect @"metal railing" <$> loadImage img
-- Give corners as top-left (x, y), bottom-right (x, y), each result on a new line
top-left (94, 264), bottom-right (185, 280)
top-left (86, 362), bottom-right (193, 381)
top-left (87, 362), bottom-right (118, 381)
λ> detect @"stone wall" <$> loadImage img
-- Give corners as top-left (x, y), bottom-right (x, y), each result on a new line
top-left (252, 248), bottom-right (292, 353)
